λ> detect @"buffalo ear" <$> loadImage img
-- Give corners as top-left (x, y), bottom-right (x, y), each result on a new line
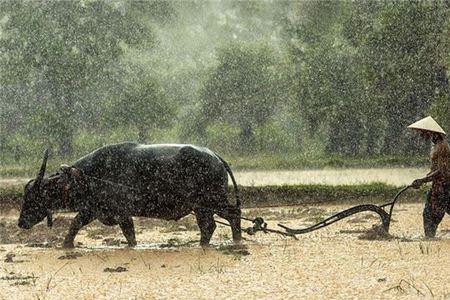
top-left (70, 167), bottom-right (83, 179)
top-left (60, 164), bottom-right (71, 173)
top-left (60, 165), bottom-right (83, 179)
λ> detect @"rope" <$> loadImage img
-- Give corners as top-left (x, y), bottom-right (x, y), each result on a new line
top-left (192, 213), bottom-right (297, 239)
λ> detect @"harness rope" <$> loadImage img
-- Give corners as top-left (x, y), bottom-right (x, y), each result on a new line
top-left (188, 212), bottom-right (297, 239)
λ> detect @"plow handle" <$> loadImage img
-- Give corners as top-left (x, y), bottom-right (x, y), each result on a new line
top-left (278, 185), bottom-right (412, 236)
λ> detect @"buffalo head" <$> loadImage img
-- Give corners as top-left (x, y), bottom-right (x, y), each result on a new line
top-left (17, 150), bottom-right (86, 229)
top-left (18, 151), bottom-right (88, 230)
top-left (18, 149), bottom-right (55, 229)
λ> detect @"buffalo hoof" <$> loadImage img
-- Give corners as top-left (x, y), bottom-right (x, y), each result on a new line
top-left (200, 242), bottom-right (211, 249)
top-left (233, 234), bottom-right (242, 243)
top-left (126, 242), bottom-right (137, 248)
top-left (233, 239), bottom-right (242, 245)
top-left (62, 242), bottom-right (75, 249)
top-left (424, 223), bottom-right (438, 239)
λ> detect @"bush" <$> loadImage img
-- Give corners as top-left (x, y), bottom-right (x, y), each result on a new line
top-left (0, 133), bottom-right (47, 163)
top-left (254, 122), bottom-right (298, 153)
top-left (204, 123), bottom-right (241, 154)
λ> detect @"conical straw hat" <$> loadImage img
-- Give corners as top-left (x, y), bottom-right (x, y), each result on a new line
top-left (407, 116), bottom-right (446, 135)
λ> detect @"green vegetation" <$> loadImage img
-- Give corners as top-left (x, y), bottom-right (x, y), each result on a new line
top-left (224, 153), bottom-right (428, 171)
top-left (239, 183), bottom-right (427, 207)
top-left (198, 42), bottom-right (285, 150)
top-left (0, 0), bottom-right (154, 157)
top-left (1, 1), bottom-right (449, 166)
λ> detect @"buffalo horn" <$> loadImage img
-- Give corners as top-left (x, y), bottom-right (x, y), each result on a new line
top-left (36, 149), bottom-right (49, 184)
top-left (46, 210), bottom-right (53, 228)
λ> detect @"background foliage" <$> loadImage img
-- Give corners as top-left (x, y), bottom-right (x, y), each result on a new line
top-left (1, 0), bottom-right (449, 167)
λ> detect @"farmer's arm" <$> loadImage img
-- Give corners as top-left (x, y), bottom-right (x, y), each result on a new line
top-left (411, 170), bottom-right (441, 188)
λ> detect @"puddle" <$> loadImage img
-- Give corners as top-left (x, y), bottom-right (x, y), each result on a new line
top-left (103, 266), bottom-right (127, 273)
top-left (58, 252), bottom-right (83, 260)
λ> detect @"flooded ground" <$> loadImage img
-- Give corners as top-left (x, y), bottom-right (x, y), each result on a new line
top-left (1, 202), bottom-right (450, 299)
top-left (0, 167), bottom-right (428, 188)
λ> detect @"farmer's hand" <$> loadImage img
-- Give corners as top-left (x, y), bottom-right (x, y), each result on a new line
top-left (411, 179), bottom-right (423, 189)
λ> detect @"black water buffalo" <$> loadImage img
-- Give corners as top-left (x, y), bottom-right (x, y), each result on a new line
top-left (18, 142), bottom-right (242, 248)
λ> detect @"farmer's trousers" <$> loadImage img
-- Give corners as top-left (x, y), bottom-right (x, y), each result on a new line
top-left (423, 186), bottom-right (450, 237)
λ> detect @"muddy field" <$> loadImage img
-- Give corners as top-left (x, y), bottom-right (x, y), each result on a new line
top-left (0, 167), bottom-right (428, 188)
top-left (1, 202), bottom-right (450, 299)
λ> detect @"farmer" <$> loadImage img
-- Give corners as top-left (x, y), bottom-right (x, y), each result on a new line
top-left (408, 116), bottom-right (450, 238)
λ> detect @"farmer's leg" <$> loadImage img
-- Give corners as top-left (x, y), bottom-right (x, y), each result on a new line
top-left (423, 189), bottom-right (447, 238)
top-left (445, 185), bottom-right (450, 216)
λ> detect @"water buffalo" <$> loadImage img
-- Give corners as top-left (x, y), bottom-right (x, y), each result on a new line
top-left (18, 142), bottom-right (242, 248)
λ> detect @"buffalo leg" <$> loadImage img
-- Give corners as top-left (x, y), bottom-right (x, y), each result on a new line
top-left (63, 211), bottom-right (94, 248)
top-left (195, 209), bottom-right (216, 246)
top-left (218, 206), bottom-right (242, 243)
top-left (119, 217), bottom-right (137, 247)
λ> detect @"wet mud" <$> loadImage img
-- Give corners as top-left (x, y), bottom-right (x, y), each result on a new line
top-left (0, 203), bottom-right (450, 299)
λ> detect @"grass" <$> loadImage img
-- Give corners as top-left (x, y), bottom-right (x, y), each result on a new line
top-left (0, 161), bottom-right (63, 177)
top-left (224, 153), bottom-right (428, 171)
top-left (239, 183), bottom-right (427, 207)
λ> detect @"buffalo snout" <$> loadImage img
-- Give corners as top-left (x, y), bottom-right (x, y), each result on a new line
top-left (18, 218), bottom-right (32, 229)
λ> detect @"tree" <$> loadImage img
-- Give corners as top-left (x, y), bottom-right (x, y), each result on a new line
top-left (105, 62), bottom-right (175, 143)
top-left (282, 1), bottom-right (369, 155)
top-left (283, 1), bottom-right (450, 155)
top-left (199, 42), bottom-right (281, 150)
top-left (0, 0), bottom-right (153, 156)
top-left (343, 1), bottom-right (450, 154)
